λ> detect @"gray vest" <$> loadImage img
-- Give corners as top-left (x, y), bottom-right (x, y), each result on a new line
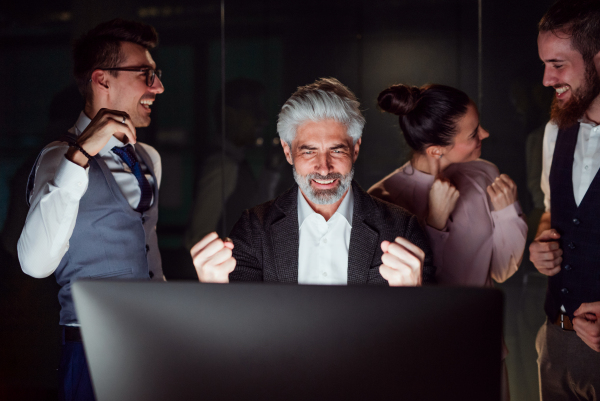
top-left (27, 139), bottom-right (163, 325)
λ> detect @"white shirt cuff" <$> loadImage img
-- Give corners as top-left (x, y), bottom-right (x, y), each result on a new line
top-left (55, 155), bottom-right (89, 198)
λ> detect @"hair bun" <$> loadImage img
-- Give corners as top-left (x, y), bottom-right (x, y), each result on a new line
top-left (377, 84), bottom-right (422, 116)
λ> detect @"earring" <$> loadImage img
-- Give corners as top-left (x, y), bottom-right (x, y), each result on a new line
top-left (438, 154), bottom-right (443, 159)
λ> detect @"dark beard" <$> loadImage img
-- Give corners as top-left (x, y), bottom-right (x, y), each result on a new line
top-left (550, 62), bottom-right (600, 129)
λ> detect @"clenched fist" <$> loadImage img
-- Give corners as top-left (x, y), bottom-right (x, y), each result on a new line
top-left (486, 174), bottom-right (517, 211)
top-left (379, 237), bottom-right (424, 286)
top-left (191, 232), bottom-right (236, 283)
top-left (427, 179), bottom-right (460, 230)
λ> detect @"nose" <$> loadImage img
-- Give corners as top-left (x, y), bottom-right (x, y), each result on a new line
top-left (542, 65), bottom-right (557, 88)
top-left (479, 126), bottom-right (490, 140)
top-left (150, 76), bottom-right (165, 94)
top-left (314, 152), bottom-right (332, 176)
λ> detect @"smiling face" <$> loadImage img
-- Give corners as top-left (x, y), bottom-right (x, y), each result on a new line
top-left (441, 103), bottom-right (488, 164)
top-left (106, 41), bottom-right (164, 127)
top-left (282, 119), bottom-right (360, 205)
top-left (538, 30), bottom-right (600, 127)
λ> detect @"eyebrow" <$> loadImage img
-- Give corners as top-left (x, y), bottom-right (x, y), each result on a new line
top-left (541, 57), bottom-right (565, 63)
top-left (330, 143), bottom-right (349, 150)
top-left (298, 145), bottom-right (317, 151)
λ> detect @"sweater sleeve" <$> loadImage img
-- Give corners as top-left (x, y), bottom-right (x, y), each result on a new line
top-left (489, 201), bottom-right (528, 283)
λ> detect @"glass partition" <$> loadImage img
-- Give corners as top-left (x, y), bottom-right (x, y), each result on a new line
top-left (0, 0), bottom-right (556, 398)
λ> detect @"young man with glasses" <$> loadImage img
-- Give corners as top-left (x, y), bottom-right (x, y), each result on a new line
top-left (17, 19), bottom-right (165, 401)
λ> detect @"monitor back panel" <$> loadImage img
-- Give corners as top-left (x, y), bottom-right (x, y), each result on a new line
top-left (73, 281), bottom-right (503, 401)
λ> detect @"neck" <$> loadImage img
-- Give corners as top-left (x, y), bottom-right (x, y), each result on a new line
top-left (300, 187), bottom-right (349, 221)
top-left (411, 153), bottom-right (452, 175)
top-left (584, 95), bottom-right (600, 125)
top-left (84, 101), bottom-right (127, 142)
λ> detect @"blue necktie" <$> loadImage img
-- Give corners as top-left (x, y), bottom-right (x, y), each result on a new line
top-left (111, 144), bottom-right (153, 213)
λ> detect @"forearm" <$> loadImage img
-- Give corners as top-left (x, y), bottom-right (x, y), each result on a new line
top-left (18, 149), bottom-right (88, 277)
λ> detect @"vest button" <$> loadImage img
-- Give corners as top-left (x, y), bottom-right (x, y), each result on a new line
top-left (564, 264), bottom-right (572, 271)
top-left (561, 288), bottom-right (569, 295)
top-left (568, 242), bottom-right (575, 250)
top-left (146, 244), bottom-right (150, 253)
top-left (149, 271), bottom-right (154, 279)
top-left (141, 217), bottom-right (146, 224)
top-left (572, 218), bottom-right (580, 225)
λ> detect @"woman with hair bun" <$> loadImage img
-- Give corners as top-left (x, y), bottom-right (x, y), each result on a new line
top-left (369, 83), bottom-right (527, 400)
top-left (369, 83), bottom-right (527, 286)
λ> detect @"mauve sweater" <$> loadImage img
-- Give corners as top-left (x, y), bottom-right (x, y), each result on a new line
top-left (368, 159), bottom-right (527, 287)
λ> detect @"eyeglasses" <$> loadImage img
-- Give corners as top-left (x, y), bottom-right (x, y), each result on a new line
top-left (99, 67), bottom-right (162, 87)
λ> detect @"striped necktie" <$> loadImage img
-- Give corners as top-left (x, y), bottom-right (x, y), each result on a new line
top-left (111, 144), bottom-right (153, 213)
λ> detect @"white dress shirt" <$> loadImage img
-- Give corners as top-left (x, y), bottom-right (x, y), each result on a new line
top-left (18, 112), bottom-right (162, 279)
top-left (297, 187), bottom-right (353, 285)
top-left (541, 120), bottom-right (600, 211)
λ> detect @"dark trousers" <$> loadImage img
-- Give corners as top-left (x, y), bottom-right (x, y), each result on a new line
top-left (58, 328), bottom-right (95, 401)
top-left (536, 319), bottom-right (600, 401)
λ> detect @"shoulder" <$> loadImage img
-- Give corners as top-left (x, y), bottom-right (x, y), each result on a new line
top-left (33, 141), bottom-right (70, 171)
top-left (239, 185), bottom-right (296, 226)
top-left (367, 164), bottom-right (413, 203)
top-left (543, 121), bottom-right (559, 137)
top-left (137, 142), bottom-right (161, 167)
top-left (450, 159), bottom-right (499, 183)
top-left (360, 183), bottom-right (416, 227)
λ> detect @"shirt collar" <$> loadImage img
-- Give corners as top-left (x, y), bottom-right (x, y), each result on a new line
top-left (297, 186), bottom-right (354, 229)
top-left (72, 111), bottom-right (128, 156)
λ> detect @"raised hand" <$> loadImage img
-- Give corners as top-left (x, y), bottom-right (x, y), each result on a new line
top-left (486, 174), bottom-right (517, 211)
top-left (573, 302), bottom-right (600, 352)
top-left (191, 232), bottom-right (236, 283)
top-left (379, 237), bottom-right (424, 286)
top-left (529, 229), bottom-right (562, 276)
top-left (426, 155), bottom-right (459, 230)
top-left (66, 108), bottom-right (137, 167)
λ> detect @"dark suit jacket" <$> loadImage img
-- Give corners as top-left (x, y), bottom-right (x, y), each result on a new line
top-left (229, 181), bottom-right (435, 284)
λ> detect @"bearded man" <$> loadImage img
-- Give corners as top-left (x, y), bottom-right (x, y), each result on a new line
top-left (531, 0), bottom-right (600, 399)
top-left (191, 78), bottom-right (435, 287)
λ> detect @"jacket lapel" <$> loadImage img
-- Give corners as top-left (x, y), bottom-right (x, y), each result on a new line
top-left (270, 186), bottom-right (300, 283)
top-left (347, 182), bottom-right (379, 284)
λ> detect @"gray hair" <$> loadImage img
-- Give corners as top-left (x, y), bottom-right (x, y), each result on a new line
top-left (277, 78), bottom-right (365, 145)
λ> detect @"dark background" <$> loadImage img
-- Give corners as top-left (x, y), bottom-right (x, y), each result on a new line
top-left (0, 0), bottom-right (554, 399)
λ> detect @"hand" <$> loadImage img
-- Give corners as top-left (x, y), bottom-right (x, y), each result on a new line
top-left (573, 302), bottom-right (600, 352)
top-left (427, 179), bottom-right (460, 230)
top-left (529, 229), bottom-right (562, 276)
top-left (379, 237), bottom-right (424, 286)
top-left (486, 174), bottom-right (517, 211)
top-left (66, 108), bottom-right (137, 167)
top-left (424, 154), bottom-right (459, 230)
top-left (191, 232), bottom-right (236, 283)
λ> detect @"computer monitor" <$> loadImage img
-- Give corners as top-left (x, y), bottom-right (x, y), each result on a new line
top-left (73, 281), bottom-right (503, 401)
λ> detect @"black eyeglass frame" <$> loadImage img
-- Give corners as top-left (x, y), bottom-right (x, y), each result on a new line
top-left (99, 67), bottom-right (162, 87)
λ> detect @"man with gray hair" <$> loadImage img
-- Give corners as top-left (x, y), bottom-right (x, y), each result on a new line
top-left (192, 78), bottom-right (435, 286)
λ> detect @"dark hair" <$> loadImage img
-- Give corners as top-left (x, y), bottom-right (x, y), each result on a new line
top-left (73, 18), bottom-right (159, 102)
top-left (377, 84), bottom-right (471, 153)
top-left (539, 0), bottom-right (600, 63)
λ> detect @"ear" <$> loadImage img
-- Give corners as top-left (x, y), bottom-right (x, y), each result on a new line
top-left (281, 140), bottom-right (294, 165)
top-left (90, 70), bottom-right (110, 91)
top-left (425, 145), bottom-right (444, 160)
top-left (594, 49), bottom-right (600, 77)
top-left (352, 138), bottom-right (361, 162)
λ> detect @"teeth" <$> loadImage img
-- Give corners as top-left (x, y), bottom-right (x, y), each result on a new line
top-left (556, 86), bottom-right (569, 95)
top-left (140, 100), bottom-right (154, 105)
top-left (314, 179), bottom-right (334, 184)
